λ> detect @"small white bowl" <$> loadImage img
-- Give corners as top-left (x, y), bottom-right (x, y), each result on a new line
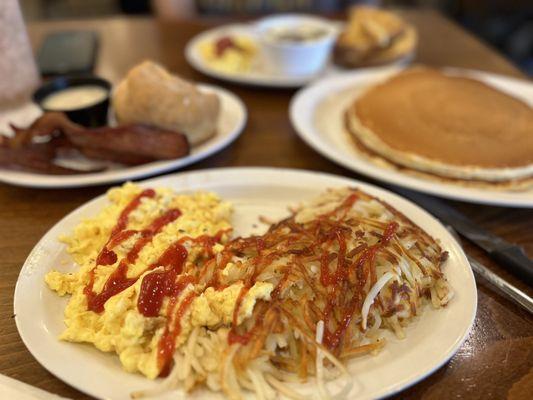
top-left (255, 14), bottom-right (338, 76)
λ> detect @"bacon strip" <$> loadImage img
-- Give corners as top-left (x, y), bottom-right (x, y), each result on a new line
top-left (0, 142), bottom-right (92, 174)
top-left (0, 112), bottom-right (190, 174)
top-left (66, 124), bottom-right (190, 164)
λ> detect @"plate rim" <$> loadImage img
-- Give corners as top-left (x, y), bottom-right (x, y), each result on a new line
top-left (0, 84), bottom-right (247, 189)
top-left (14, 166), bottom-right (477, 400)
top-left (289, 66), bottom-right (533, 208)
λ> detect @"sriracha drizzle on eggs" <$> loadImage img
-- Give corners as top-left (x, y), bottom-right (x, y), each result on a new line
top-left (95, 189), bottom-right (155, 266)
top-left (84, 188), bottom-right (182, 313)
top-left (82, 188), bottom-right (230, 375)
top-left (157, 290), bottom-right (197, 376)
top-left (137, 242), bottom-right (188, 317)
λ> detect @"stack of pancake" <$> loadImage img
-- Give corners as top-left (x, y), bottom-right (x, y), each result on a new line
top-left (334, 6), bottom-right (417, 68)
top-left (345, 67), bottom-right (533, 189)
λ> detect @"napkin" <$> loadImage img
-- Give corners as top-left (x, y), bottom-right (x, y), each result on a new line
top-left (0, 373), bottom-right (71, 400)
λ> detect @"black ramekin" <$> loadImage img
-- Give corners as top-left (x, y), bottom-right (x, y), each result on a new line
top-left (33, 75), bottom-right (111, 127)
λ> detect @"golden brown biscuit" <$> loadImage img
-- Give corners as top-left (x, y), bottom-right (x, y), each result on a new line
top-left (113, 61), bottom-right (219, 146)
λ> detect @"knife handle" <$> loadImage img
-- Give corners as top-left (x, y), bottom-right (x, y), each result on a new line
top-left (468, 257), bottom-right (533, 314)
top-left (491, 246), bottom-right (533, 287)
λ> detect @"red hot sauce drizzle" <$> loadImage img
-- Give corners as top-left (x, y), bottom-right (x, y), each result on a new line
top-left (142, 232), bottom-right (229, 374)
top-left (322, 221), bottom-right (399, 349)
top-left (227, 267), bottom-right (291, 346)
top-left (82, 188), bottom-right (401, 376)
top-left (95, 189), bottom-right (156, 265)
top-left (225, 193), bottom-right (399, 355)
top-left (125, 209), bottom-right (182, 264)
top-left (80, 186), bottom-right (235, 376)
top-left (83, 187), bottom-right (183, 313)
top-left (137, 242), bottom-right (189, 317)
top-left (226, 236), bottom-right (270, 346)
top-left (157, 290), bottom-right (197, 375)
top-left (227, 284), bottom-right (252, 345)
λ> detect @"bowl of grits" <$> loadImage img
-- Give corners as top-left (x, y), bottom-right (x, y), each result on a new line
top-left (255, 14), bottom-right (338, 76)
top-left (33, 75), bottom-right (111, 127)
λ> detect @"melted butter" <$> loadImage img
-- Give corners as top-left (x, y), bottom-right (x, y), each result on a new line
top-left (43, 85), bottom-right (108, 111)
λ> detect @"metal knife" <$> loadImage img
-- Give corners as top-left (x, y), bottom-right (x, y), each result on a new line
top-left (447, 226), bottom-right (533, 314)
top-left (394, 188), bottom-right (533, 286)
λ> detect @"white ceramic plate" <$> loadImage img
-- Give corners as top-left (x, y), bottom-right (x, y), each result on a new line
top-left (185, 23), bottom-right (346, 88)
top-left (0, 85), bottom-right (246, 188)
top-left (15, 167), bottom-right (476, 400)
top-left (290, 66), bottom-right (533, 207)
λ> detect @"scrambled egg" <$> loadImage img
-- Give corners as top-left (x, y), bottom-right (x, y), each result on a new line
top-left (199, 35), bottom-right (257, 74)
top-left (45, 183), bottom-right (273, 379)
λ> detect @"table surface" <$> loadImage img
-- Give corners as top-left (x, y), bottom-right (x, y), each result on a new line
top-left (2, 10), bottom-right (532, 400)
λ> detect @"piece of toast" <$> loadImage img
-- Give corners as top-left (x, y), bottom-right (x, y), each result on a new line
top-left (334, 6), bottom-right (417, 68)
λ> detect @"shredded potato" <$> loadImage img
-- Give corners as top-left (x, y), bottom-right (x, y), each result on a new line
top-left (139, 187), bottom-right (453, 399)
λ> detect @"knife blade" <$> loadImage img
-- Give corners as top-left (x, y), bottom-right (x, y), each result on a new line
top-left (394, 188), bottom-right (533, 286)
top-left (446, 226), bottom-right (533, 314)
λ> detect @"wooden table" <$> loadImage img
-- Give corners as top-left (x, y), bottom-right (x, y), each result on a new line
top-left (2, 10), bottom-right (532, 399)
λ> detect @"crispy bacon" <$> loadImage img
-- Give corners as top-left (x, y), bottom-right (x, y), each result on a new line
top-left (0, 112), bottom-right (190, 174)
top-left (0, 142), bottom-right (95, 174)
top-left (66, 124), bottom-right (190, 163)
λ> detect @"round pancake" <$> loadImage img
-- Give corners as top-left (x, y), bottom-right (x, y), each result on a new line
top-left (346, 68), bottom-right (533, 181)
top-left (344, 114), bottom-right (533, 191)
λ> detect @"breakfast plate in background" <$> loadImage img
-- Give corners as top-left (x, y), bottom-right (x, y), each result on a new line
top-left (0, 71), bottom-right (247, 188)
top-left (290, 66), bottom-right (533, 207)
top-left (185, 17), bottom-right (342, 88)
top-left (14, 167), bottom-right (476, 400)
top-left (185, 8), bottom-right (417, 88)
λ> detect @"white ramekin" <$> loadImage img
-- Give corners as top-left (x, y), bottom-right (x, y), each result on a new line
top-left (255, 14), bottom-right (338, 76)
